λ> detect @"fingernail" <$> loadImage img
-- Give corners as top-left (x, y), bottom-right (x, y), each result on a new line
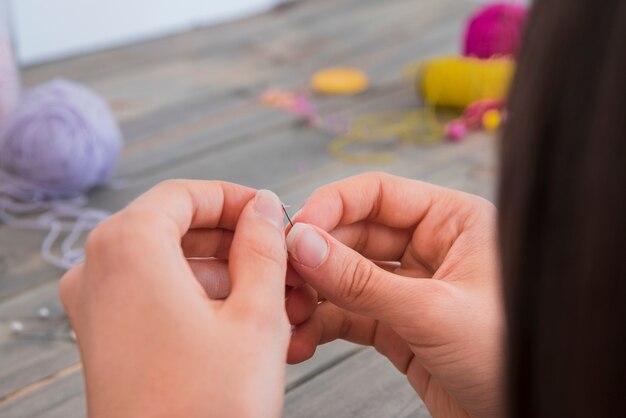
top-left (255, 190), bottom-right (284, 228)
top-left (286, 223), bottom-right (328, 268)
top-left (291, 208), bottom-right (302, 221)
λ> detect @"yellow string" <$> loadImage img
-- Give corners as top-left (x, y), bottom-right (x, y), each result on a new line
top-left (328, 56), bottom-right (514, 164)
top-left (328, 107), bottom-right (450, 164)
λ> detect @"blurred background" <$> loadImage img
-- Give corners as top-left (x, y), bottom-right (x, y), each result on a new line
top-left (11, 0), bottom-right (529, 64)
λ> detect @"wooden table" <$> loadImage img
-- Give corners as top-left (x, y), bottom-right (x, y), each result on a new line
top-left (0, 0), bottom-right (496, 416)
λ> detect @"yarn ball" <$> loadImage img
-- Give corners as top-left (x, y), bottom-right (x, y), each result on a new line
top-left (0, 79), bottom-right (122, 198)
top-left (464, 3), bottom-right (528, 59)
top-left (0, 37), bottom-right (20, 124)
top-left (420, 56), bottom-right (514, 108)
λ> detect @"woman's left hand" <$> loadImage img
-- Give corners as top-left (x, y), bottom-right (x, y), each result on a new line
top-left (60, 180), bottom-right (290, 418)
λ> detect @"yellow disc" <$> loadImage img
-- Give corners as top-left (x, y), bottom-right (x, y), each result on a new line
top-left (311, 67), bottom-right (369, 95)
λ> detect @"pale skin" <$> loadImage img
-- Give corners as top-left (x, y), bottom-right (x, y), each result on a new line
top-left (60, 172), bottom-right (502, 418)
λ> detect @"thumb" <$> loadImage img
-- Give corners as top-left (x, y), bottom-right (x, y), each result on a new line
top-left (227, 190), bottom-right (288, 315)
top-left (286, 223), bottom-right (435, 325)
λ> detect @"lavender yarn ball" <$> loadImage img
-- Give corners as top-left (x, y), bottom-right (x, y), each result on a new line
top-left (0, 79), bottom-right (122, 198)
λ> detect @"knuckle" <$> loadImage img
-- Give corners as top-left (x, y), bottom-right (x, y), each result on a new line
top-left (301, 343), bottom-right (318, 362)
top-left (120, 205), bottom-right (160, 225)
top-left (118, 207), bottom-right (166, 235)
top-left (306, 186), bottom-right (334, 208)
top-left (469, 193), bottom-right (496, 213)
top-left (360, 171), bottom-right (395, 188)
top-left (85, 207), bottom-right (164, 262)
top-left (85, 214), bottom-right (127, 260)
top-left (353, 224), bottom-right (371, 254)
top-left (338, 312), bottom-right (354, 340)
top-left (464, 194), bottom-right (497, 228)
top-left (363, 171), bottom-right (390, 182)
top-left (339, 256), bottom-right (377, 304)
top-left (84, 217), bottom-right (117, 257)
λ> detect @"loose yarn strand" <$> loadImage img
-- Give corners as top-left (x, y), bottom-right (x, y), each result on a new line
top-left (0, 169), bottom-right (110, 270)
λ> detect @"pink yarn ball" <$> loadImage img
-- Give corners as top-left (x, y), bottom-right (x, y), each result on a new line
top-left (0, 37), bottom-right (20, 124)
top-left (464, 3), bottom-right (528, 59)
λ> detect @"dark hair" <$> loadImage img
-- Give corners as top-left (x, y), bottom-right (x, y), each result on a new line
top-left (499, 0), bottom-right (626, 417)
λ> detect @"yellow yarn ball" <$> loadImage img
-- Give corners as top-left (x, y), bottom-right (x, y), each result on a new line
top-left (482, 109), bottom-right (502, 131)
top-left (420, 56), bottom-right (514, 108)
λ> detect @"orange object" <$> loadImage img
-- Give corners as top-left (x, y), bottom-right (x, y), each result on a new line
top-left (311, 67), bottom-right (369, 95)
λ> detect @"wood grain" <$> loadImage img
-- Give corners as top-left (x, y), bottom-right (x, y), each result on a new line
top-left (283, 348), bottom-right (431, 418)
top-left (0, 341), bottom-right (360, 417)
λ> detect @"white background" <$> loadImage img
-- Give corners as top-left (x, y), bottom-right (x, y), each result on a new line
top-left (12, 0), bottom-right (279, 65)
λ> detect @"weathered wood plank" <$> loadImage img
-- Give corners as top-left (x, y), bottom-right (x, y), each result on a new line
top-left (0, 282), bottom-right (75, 400)
top-left (0, 338), bottom-right (359, 418)
top-left (20, 0), bottom-right (368, 86)
top-left (22, 0), bottom-right (417, 122)
top-left (1, 346), bottom-right (429, 418)
top-left (83, 0), bottom-right (468, 171)
top-left (283, 348), bottom-right (431, 418)
top-left (111, 0), bottom-right (467, 158)
top-left (21, 0), bottom-right (469, 132)
top-left (0, 367), bottom-right (85, 418)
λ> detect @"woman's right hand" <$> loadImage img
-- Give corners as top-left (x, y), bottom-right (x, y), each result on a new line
top-left (285, 172), bottom-right (503, 418)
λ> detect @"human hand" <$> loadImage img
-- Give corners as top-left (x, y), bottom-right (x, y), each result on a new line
top-left (60, 181), bottom-right (290, 418)
top-left (285, 173), bottom-right (503, 418)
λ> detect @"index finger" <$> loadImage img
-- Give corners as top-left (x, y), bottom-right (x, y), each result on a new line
top-left (293, 172), bottom-right (465, 231)
top-left (128, 179), bottom-right (256, 240)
